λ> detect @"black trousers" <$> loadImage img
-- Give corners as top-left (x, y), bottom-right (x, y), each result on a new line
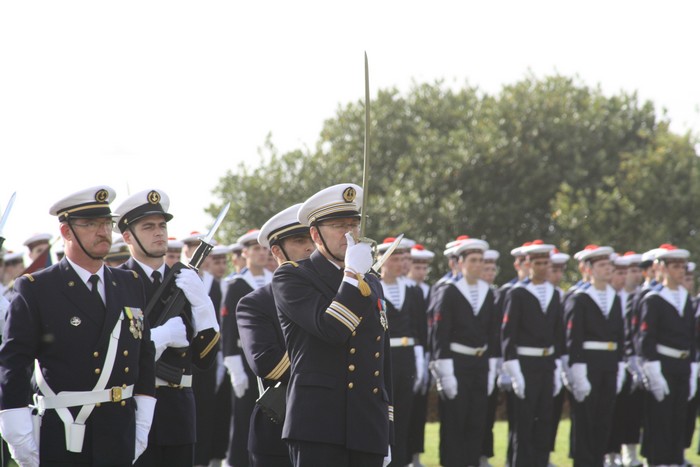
top-left (550, 389), bottom-right (564, 452)
top-left (570, 369), bottom-right (616, 467)
top-left (438, 366), bottom-right (487, 467)
top-left (387, 347), bottom-right (415, 467)
top-left (606, 377), bottom-right (643, 453)
top-left (250, 451), bottom-right (293, 467)
top-left (227, 379), bottom-right (257, 467)
top-left (509, 367), bottom-right (553, 467)
top-left (134, 442), bottom-right (194, 467)
top-left (481, 386), bottom-right (499, 458)
top-left (643, 370), bottom-right (689, 465)
top-left (406, 388), bottom-right (428, 457)
top-left (287, 440), bottom-right (383, 467)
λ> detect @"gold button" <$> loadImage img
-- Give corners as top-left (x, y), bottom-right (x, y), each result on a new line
top-left (120, 401), bottom-right (126, 406)
top-left (123, 350), bottom-right (128, 357)
top-left (122, 384), bottom-right (127, 388)
top-left (374, 352), bottom-right (380, 358)
top-left (124, 367), bottom-right (129, 373)
top-left (200, 335), bottom-right (205, 340)
top-left (348, 364), bottom-right (356, 372)
top-left (350, 348), bottom-right (356, 354)
top-left (352, 331), bottom-right (357, 337)
top-left (181, 352), bottom-right (187, 358)
top-left (374, 370), bottom-right (380, 376)
top-left (348, 382), bottom-right (354, 389)
top-left (373, 388), bottom-right (379, 394)
top-left (94, 368), bottom-right (101, 374)
top-left (93, 351), bottom-right (99, 358)
top-left (376, 336), bottom-right (381, 342)
top-left (95, 403), bottom-right (101, 408)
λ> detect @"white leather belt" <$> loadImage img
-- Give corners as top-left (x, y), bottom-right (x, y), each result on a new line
top-left (34, 385), bottom-right (134, 412)
top-left (390, 337), bottom-right (415, 347)
top-left (656, 344), bottom-right (690, 359)
top-left (517, 346), bottom-right (554, 357)
top-left (450, 342), bottom-right (487, 356)
top-left (156, 374), bottom-right (193, 388)
top-left (582, 341), bottom-right (617, 351)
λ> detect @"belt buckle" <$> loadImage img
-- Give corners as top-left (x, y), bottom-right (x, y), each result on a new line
top-left (475, 348), bottom-right (484, 357)
top-left (167, 382), bottom-right (183, 389)
top-left (542, 348), bottom-right (549, 356)
top-left (401, 337), bottom-right (409, 347)
top-left (607, 342), bottom-right (615, 350)
top-left (680, 351), bottom-right (689, 359)
top-left (110, 387), bottom-right (122, 403)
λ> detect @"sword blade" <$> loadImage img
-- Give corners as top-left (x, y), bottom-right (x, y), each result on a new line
top-left (203, 202), bottom-right (231, 245)
top-left (0, 192), bottom-right (17, 237)
top-left (360, 52), bottom-right (370, 238)
top-left (372, 234), bottom-right (404, 271)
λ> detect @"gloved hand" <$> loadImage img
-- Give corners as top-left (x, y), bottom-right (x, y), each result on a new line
top-left (0, 407), bottom-right (40, 467)
top-left (570, 363), bottom-right (592, 402)
top-left (502, 360), bottom-right (525, 399)
top-left (382, 445), bottom-right (392, 467)
top-left (560, 354), bottom-right (573, 392)
top-left (420, 351), bottom-right (431, 395)
top-left (412, 346), bottom-right (425, 394)
top-left (224, 355), bottom-right (249, 398)
top-left (343, 233), bottom-right (373, 275)
top-left (497, 360), bottom-right (512, 392)
top-left (429, 359), bottom-right (458, 400)
top-left (553, 359), bottom-right (563, 396)
top-left (689, 362), bottom-right (699, 401)
top-left (133, 395), bottom-right (156, 462)
top-left (616, 361), bottom-right (627, 394)
top-left (487, 358), bottom-right (498, 396)
top-left (175, 268), bottom-right (219, 333)
top-left (627, 355), bottom-right (645, 391)
top-left (150, 317), bottom-right (188, 360)
top-left (643, 360), bottom-right (669, 402)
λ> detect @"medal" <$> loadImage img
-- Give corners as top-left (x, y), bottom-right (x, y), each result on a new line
top-left (124, 307), bottom-right (141, 339)
top-left (378, 299), bottom-right (388, 331)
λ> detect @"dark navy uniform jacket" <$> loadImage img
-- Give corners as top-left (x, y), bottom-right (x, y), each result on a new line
top-left (121, 258), bottom-right (219, 445)
top-left (383, 281), bottom-right (427, 348)
top-left (432, 279), bottom-right (498, 370)
top-left (0, 258), bottom-right (155, 465)
top-left (272, 250), bottom-right (394, 456)
top-left (639, 285), bottom-right (697, 375)
top-left (565, 284), bottom-right (624, 372)
top-left (236, 283), bottom-right (289, 456)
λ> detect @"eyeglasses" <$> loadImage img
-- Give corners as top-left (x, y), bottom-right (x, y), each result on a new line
top-left (319, 221), bottom-right (361, 231)
top-left (71, 220), bottom-right (115, 231)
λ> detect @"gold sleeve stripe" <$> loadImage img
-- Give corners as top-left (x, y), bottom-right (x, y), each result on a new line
top-left (327, 301), bottom-right (360, 328)
top-left (199, 332), bottom-right (221, 359)
top-left (265, 352), bottom-right (291, 380)
top-left (326, 309), bottom-right (356, 331)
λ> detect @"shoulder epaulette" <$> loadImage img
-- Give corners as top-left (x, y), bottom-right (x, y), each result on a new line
top-left (22, 273), bottom-right (35, 282)
top-left (280, 260), bottom-right (299, 268)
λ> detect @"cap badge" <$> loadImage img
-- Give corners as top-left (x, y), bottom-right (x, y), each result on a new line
top-left (95, 189), bottom-right (109, 203)
top-left (342, 187), bottom-right (356, 203)
top-left (147, 190), bottom-right (161, 204)
top-left (70, 316), bottom-right (82, 327)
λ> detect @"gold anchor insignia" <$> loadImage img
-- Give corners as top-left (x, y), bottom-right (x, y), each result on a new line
top-left (147, 190), bottom-right (160, 204)
top-left (95, 189), bottom-right (109, 202)
top-left (342, 187), bottom-right (356, 203)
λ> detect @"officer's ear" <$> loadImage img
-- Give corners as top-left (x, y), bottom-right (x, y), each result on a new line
top-left (59, 222), bottom-right (72, 241)
top-left (309, 225), bottom-right (321, 244)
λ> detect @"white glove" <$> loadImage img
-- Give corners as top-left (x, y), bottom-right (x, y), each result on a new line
top-left (487, 358), bottom-right (498, 396)
top-left (343, 233), bottom-right (373, 275)
top-left (175, 268), bottom-right (219, 333)
top-left (502, 359), bottom-right (526, 399)
top-left (429, 359), bottom-right (458, 400)
top-left (570, 363), bottom-right (592, 402)
top-left (382, 445), bottom-right (391, 467)
top-left (496, 358), bottom-right (512, 392)
top-left (420, 351), bottom-right (431, 395)
top-left (0, 407), bottom-right (40, 467)
top-left (616, 361), bottom-right (627, 394)
top-left (224, 355), bottom-right (249, 398)
top-left (150, 316), bottom-right (189, 360)
top-left (412, 346), bottom-right (425, 394)
top-left (643, 360), bottom-right (669, 402)
top-left (133, 395), bottom-right (156, 462)
top-left (627, 355), bottom-right (644, 391)
top-left (553, 359), bottom-right (563, 396)
top-left (560, 354), bottom-right (573, 392)
top-left (690, 362), bottom-right (699, 401)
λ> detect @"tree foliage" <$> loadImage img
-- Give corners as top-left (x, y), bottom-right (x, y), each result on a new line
top-left (208, 74), bottom-right (700, 283)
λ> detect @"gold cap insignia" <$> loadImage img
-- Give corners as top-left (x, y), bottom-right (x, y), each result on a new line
top-left (147, 190), bottom-right (161, 204)
top-left (95, 189), bottom-right (109, 202)
top-left (342, 187), bottom-right (356, 203)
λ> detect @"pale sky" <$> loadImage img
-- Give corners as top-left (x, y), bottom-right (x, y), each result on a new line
top-left (1, 1), bottom-right (698, 257)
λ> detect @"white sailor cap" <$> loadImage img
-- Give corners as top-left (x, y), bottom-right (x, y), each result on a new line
top-left (181, 231), bottom-right (204, 245)
top-left (484, 249), bottom-right (500, 262)
top-left (112, 189), bottom-right (173, 233)
top-left (613, 253), bottom-right (631, 267)
top-left (167, 237), bottom-right (184, 251)
top-left (578, 245), bottom-right (614, 263)
top-left (377, 236), bottom-right (415, 254)
top-left (23, 233), bottom-right (52, 248)
top-left (210, 245), bottom-right (233, 257)
top-left (258, 204), bottom-right (310, 249)
top-left (49, 186), bottom-right (117, 222)
top-left (411, 244), bottom-right (435, 262)
top-left (237, 229), bottom-right (262, 247)
top-left (3, 251), bottom-right (24, 264)
top-left (521, 240), bottom-right (555, 257)
top-left (454, 238), bottom-right (489, 257)
top-left (298, 183), bottom-right (363, 226)
top-left (54, 244), bottom-right (65, 255)
top-left (229, 242), bottom-right (243, 253)
top-left (550, 248), bottom-right (570, 265)
top-left (443, 235), bottom-right (470, 257)
top-left (655, 244), bottom-right (690, 261)
top-left (687, 262), bottom-right (696, 273)
top-left (621, 251), bottom-right (642, 266)
top-left (510, 241), bottom-right (533, 257)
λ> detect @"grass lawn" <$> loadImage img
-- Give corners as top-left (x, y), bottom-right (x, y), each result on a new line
top-left (418, 419), bottom-right (700, 466)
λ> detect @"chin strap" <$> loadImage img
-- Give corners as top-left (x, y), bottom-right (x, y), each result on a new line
top-left (128, 227), bottom-right (165, 259)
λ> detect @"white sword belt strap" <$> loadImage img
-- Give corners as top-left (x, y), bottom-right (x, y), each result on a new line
top-left (33, 314), bottom-right (131, 453)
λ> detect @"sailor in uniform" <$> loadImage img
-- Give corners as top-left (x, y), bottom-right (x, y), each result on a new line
top-left (236, 203), bottom-right (314, 467)
top-left (0, 185), bottom-right (157, 466)
top-left (272, 183), bottom-right (393, 467)
top-left (113, 188), bottom-right (220, 467)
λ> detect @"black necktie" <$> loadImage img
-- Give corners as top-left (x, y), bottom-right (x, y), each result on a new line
top-left (89, 274), bottom-right (105, 309)
top-left (152, 270), bottom-right (162, 288)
